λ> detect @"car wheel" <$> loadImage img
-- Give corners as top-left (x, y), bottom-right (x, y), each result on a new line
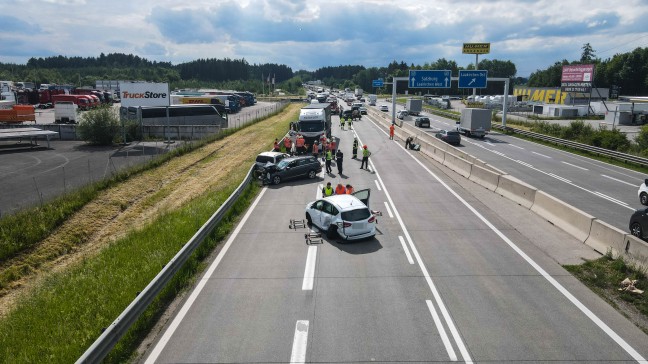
top-left (308, 170), bottom-right (317, 179)
top-left (631, 222), bottom-right (643, 238)
top-left (326, 225), bottom-right (337, 239)
top-left (272, 175), bottom-right (281, 185)
top-left (641, 193), bottom-right (648, 205)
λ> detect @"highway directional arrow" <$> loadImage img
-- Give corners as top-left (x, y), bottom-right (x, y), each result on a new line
top-left (408, 70), bottom-right (452, 88)
top-left (458, 70), bottom-right (488, 88)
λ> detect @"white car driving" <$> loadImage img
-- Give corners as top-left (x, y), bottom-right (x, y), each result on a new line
top-left (305, 189), bottom-right (376, 240)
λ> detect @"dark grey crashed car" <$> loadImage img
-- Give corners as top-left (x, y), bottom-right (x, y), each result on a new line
top-left (262, 155), bottom-right (322, 185)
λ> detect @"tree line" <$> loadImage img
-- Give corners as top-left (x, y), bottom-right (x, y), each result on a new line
top-left (0, 45), bottom-right (645, 96)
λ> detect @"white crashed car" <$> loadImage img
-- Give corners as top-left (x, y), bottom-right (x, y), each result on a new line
top-left (305, 189), bottom-right (376, 240)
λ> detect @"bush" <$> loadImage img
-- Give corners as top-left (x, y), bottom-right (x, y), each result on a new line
top-left (590, 129), bottom-right (631, 152)
top-left (77, 106), bottom-right (120, 145)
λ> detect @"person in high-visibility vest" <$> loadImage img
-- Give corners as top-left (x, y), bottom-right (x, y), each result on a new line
top-left (296, 135), bottom-right (305, 154)
top-left (360, 145), bottom-right (370, 170)
top-left (312, 141), bottom-right (319, 157)
top-left (347, 118), bottom-right (352, 129)
top-left (325, 149), bottom-right (333, 173)
top-left (273, 138), bottom-right (280, 152)
top-left (389, 123), bottom-right (395, 140)
top-left (335, 183), bottom-right (346, 195)
top-left (352, 137), bottom-right (358, 159)
top-left (283, 137), bottom-right (291, 152)
top-left (322, 182), bottom-right (334, 196)
top-left (340, 117), bottom-right (345, 130)
top-left (345, 184), bottom-right (354, 194)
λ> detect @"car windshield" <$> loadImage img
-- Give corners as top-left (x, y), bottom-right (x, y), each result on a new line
top-left (299, 121), bottom-right (323, 132)
top-left (341, 208), bottom-right (371, 221)
top-left (276, 159), bottom-right (291, 169)
top-left (420, 118), bottom-right (429, 122)
top-left (447, 131), bottom-right (460, 136)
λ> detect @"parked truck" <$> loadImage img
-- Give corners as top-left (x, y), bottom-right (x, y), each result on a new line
top-left (457, 108), bottom-right (491, 138)
top-left (405, 98), bottom-right (423, 116)
top-left (54, 101), bottom-right (78, 124)
top-left (368, 94), bottom-right (377, 106)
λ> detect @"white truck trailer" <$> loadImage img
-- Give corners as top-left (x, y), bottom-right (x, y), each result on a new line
top-left (54, 101), bottom-right (79, 124)
top-left (457, 108), bottom-right (491, 138)
top-left (368, 94), bottom-right (377, 106)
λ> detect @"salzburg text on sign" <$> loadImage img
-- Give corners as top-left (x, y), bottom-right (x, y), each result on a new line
top-left (462, 43), bottom-right (490, 54)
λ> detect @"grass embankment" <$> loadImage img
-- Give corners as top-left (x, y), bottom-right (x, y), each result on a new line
top-left (0, 103), bottom-right (301, 363)
top-left (564, 255), bottom-right (648, 334)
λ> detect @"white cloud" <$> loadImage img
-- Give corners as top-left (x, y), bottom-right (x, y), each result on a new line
top-left (0, 0), bottom-right (647, 76)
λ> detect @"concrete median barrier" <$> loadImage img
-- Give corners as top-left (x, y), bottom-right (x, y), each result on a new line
top-left (531, 190), bottom-right (594, 243)
top-left (584, 219), bottom-right (627, 255)
top-left (625, 235), bottom-right (648, 263)
top-left (469, 164), bottom-right (501, 191)
top-left (495, 174), bottom-right (537, 209)
top-left (443, 152), bottom-right (473, 178)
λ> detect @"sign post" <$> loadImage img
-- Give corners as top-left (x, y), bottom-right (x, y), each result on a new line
top-left (462, 43), bottom-right (490, 97)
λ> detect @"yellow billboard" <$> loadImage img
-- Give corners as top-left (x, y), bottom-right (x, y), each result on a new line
top-left (462, 43), bottom-right (490, 54)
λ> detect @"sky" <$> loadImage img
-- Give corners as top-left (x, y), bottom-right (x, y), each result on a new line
top-left (1, 0), bottom-right (648, 77)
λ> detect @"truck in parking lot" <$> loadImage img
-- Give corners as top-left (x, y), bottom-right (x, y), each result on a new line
top-left (54, 101), bottom-right (78, 124)
top-left (457, 108), bottom-right (491, 138)
top-left (405, 98), bottom-right (423, 116)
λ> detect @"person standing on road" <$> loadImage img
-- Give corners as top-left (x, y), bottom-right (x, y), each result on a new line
top-left (340, 117), bottom-right (345, 130)
top-left (312, 141), bottom-right (319, 157)
top-left (325, 149), bottom-right (333, 173)
top-left (352, 137), bottom-right (358, 159)
top-left (322, 182), bottom-right (334, 196)
top-left (389, 124), bottom-right (395, 140)
top-left (335, 183), bottom-right (346, 195)
top-left (336, 149), bottom-right (344, 175)
top-left (273, 138), bottom-right (280, 152)
top-left (360, 145), bottom-right (370, 170)
top-left (345, 184), bottom-right (354, 194)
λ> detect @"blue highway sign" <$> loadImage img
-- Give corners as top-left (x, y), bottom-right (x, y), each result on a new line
top-left (372, 79), bottom-right (384, 87)
top-left (408, 70), bottom-right (451, 88)
top-left (458, 70), bottom-right (488, 88)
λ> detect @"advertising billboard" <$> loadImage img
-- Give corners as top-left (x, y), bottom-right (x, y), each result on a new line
top-left (462, 43), bottom-right (490, 54)
top-left (120, 82), bottom-right (169, 107)
top-left (561, 65), bottom-right (594, 93)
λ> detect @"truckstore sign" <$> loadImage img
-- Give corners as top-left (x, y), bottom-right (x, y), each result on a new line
top-left (120, 82), bottom-right (169, 107)
top-left (560, 64), bottom-right (594, 93)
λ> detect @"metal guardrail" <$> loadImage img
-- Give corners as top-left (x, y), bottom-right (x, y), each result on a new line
top-left (76, 165), bottom-right (257, 363)
top-left (491, 124), bottom-right (648, 168)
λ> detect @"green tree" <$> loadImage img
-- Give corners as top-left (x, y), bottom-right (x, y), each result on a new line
top-left (77, 106), bottom-right (121, 145)
top-left (581, 43), bottom-right (596, 63)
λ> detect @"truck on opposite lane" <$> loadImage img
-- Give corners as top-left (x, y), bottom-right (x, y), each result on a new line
top-left (405, 98), bottom-right (423, 116)
top-left (457, 108), bottom-right (492, 138)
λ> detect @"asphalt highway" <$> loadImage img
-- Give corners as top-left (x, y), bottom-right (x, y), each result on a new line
top-left (386, 101), bottom-right (647, 233)
top-left (143, 109), bottom-right (648, 363)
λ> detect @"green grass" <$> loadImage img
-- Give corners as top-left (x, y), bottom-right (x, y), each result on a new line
top-left (564, 254), bottom-right (648, 334)
top-left (0, 178), bottom-right (259, 363)
top-left (0, 103), bottom-right (288, 266)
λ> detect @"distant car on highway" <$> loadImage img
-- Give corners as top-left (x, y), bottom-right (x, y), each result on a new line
top-left (359, 106), bottom-right (367, 115)
top-left (435, 129), bottom-right (461, 145)
top-left (630, 208), bottom-right (648, 241)
top-left (414, 117), bottom-right (430, 128)
top-left (262, 155), bottom-right (321, 185)
top-left (305, 189), bottom-right (376, 240)
top-left (379, 105), bottom-right (389, 112)
top-left (638, 179), bottom-right (648, 205)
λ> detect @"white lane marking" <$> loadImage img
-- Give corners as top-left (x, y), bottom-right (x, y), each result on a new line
top-left (386, 130), bottom-right (647, 363)
top-left (509, 144), bottom-right (524, 150)
top-left (289, 320), bottom-right (309, 364)
top-left (532, 151), bottom-right (551, 158)
top-left (426, 300), bottom-right (457, 361)
top-left (593, 192), bottom-right (630, 206)
top-left (375, 179), bottom-right (382, 191)
top-left (548, 173), bottom-right (572, 184)
top-left (302, 246), bottom-right (317, 290)
top-left (145, 187), bottom-right (268, 364)
top-left (601, 174), bottom-right (637, 187)
top-left (384, 201), bottom-right (394, 218)
top-left (398, 236), bottom-right (414, 265)
top-left (562, 161), bottom-right (589, 171)
top-left (357, 123), bottom-right (473, 363)
top-left (316, 184), bottom-right (323, 200)
top-left (470, 141), bottom-right (634, 210)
